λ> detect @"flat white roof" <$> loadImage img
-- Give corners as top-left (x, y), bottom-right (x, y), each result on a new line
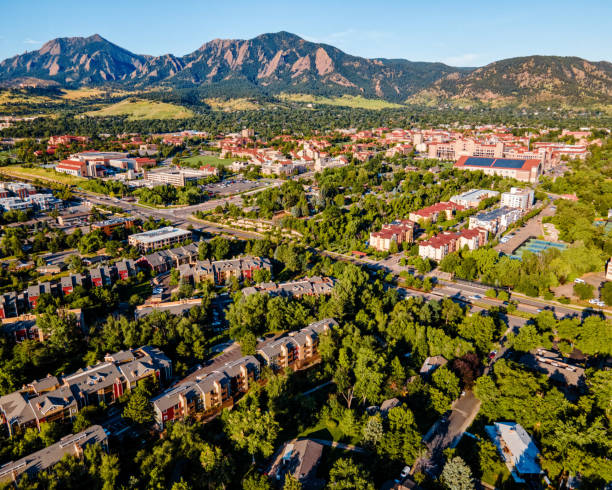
top-left (130, 226), bottom-right (191, 244)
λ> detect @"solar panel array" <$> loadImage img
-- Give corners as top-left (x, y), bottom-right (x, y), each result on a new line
top-left (492, 158), bottom-right (527, 169)
top-left (462, 157), bottom-right (529, 169)
top-left (463, 157), bottom-right (494, 167)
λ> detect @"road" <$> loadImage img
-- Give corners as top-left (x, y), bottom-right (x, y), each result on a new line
top-left (76, 190), bottom-right (263, 240)
top-left (321, 248), bottom-right (611, 320)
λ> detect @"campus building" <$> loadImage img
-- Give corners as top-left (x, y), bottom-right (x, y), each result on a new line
top-left (454, 157), bottom-right (542, 183)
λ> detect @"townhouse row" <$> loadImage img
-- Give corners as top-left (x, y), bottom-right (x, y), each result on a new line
top-left (0, 346), bottom-right (171, 436)
top-left (0, 259), bottom-right (138, 318)
top-left (178, 256), bottom-right (273, 286)
top-left (152, 318), bottom-right (337, 429)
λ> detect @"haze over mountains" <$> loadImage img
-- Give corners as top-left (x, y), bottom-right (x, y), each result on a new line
top-left (1, 31), bottom-right (611, 107)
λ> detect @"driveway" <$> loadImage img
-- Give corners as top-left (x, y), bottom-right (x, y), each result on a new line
top-left (416, 391), bottom-right (481, 477)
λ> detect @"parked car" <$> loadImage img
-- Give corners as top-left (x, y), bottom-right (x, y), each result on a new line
top-left (488, 350), bottom-right (498, 360)
top-left (398, 466), bottom-right (411, 480)
top-left (574, 278), bottom-right (586, 284)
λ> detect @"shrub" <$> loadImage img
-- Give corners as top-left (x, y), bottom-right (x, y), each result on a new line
top-left (573, 282), bottom-right (594, 300)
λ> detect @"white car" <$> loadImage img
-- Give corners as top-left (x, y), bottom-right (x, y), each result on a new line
top-left (574, 278), bottom-right (586, 284)
top-left (588, 299), bottom-right (598, 304)
top-left (469, 294), bottom-right (481, 300)
top-left (395, 466), bottom-right (411, 483)
top-left (596, 300), bottom-right (606, 307)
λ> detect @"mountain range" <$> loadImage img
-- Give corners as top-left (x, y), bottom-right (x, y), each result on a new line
top-left (1, 32), bottom-right (611, 107)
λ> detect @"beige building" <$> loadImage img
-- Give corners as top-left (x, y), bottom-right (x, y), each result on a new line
top-left (369, 220), bottom-right (415, 252)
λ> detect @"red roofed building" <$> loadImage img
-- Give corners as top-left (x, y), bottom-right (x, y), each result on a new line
top-left (369, 220), bottom-right (415, 252)
top-left (48, 135), bottom-right (90, 146)
top-left (133, 158), bottom-right (156, 171)
top-left (199, 165), bottom-right (219, 176)
top-left (55, 160), bottom-right (86, 177)
top-left (454, 156), bottom-right (542, 183)
top-left (419, 228), bottom-right (488, 261)
top-left (409, 202), bottom-right (465, 223)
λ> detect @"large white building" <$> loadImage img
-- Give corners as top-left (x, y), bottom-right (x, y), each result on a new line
top-left (144, 168), bottom-right (210, 187)
top-left (450, 189), bottom-right (500, 208)
top-left (128, 227), bottom-right (192, 252)
top-left (500, 187), bottom-right (534, 211)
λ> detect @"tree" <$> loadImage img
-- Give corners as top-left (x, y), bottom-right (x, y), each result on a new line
top-left (211, 237), bottom-right (231, 260)
top-left (253, 268), bottom-right (272, 283)
top-left (458, 313), bottom-right (498, 354)
top-left (509, 324), bottom-right (542, 352)
top-left (362, 415), bottom-right (384, 447)
top-left (242, 473), bottom-right (272, 490)
top-left (440, 457), bottom-right (474, 490)
top-left (601, 281), bottom-right (612, 306)
top-left (573, 282), bottom-right (594, 300)
top-left (283, 474), bottom-right (302, 490)
top-left (224, 406), bottom-right (279, 462)
top-left (123, 383), bottom-right (154, 425)
top-left (327, 458), bottom-right (374, 490)
top-left (200, 442), bottom-right (231, 488)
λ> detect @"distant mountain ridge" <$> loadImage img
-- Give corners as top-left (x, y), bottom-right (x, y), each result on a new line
top-left (408, 55), bottom-right (612, 107)
top-left (1, 32), bottom-right (611, 107)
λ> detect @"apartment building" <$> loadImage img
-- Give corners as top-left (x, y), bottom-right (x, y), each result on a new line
top-left (0, 425), bottom-right (108, 485)
top-left (500, 187), bottom-right (534, 211)
top-left (0, 346), bottom-right (171, 435)
top-left (141, 243), bottom-right (200, 273)
top-left (152, 320), bottom-right (335, 429)
top-left (450, 189), bottom-right (500, 208)
top-left (409, 202), bottom-right (465, 223)
top-left (468, 206), bottom-right (522, 235)
top-left (369, 220), bottom-right (415, 252)
top-left (419, 228), bottom-right (488, 261)
top-left (241, 276), bottom-right (335, 298)
top-left (258, 318), bottom-right (337, 371)
top-left (152, 356), bottom-right (258, 429)
top-left (128, 227), bottom-right (192, 252)
top-left (91, 216), bottom-right (136, 236)
top-left (178, 256), bottom-right (273, 285)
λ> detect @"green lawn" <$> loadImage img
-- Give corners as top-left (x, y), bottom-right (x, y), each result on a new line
top-left (179, 154), bottom-right (236, 168)
top-left (85, 98), bottom-right (194, 120)
top-left (0, 151), bottom-right (13, 162)
top-left (280, 93), bottom-right (405, 110)
top-left (0, 164), bottom-right (85, 186)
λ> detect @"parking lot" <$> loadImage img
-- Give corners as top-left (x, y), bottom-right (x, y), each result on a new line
top-left (495, 202), bottom-right (555, 255)
top-left (202, 179), bottom-right (268, 197)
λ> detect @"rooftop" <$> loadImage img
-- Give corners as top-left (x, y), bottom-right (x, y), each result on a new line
top-left (129, 226), bottom-right (191, 244)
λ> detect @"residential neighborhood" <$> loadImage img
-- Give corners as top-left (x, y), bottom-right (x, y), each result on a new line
top-left (0, 5), bottom-right (609, 488)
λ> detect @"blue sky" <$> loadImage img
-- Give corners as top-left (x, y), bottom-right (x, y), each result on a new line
top-left (1, 0), bottom-right (610, 66)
